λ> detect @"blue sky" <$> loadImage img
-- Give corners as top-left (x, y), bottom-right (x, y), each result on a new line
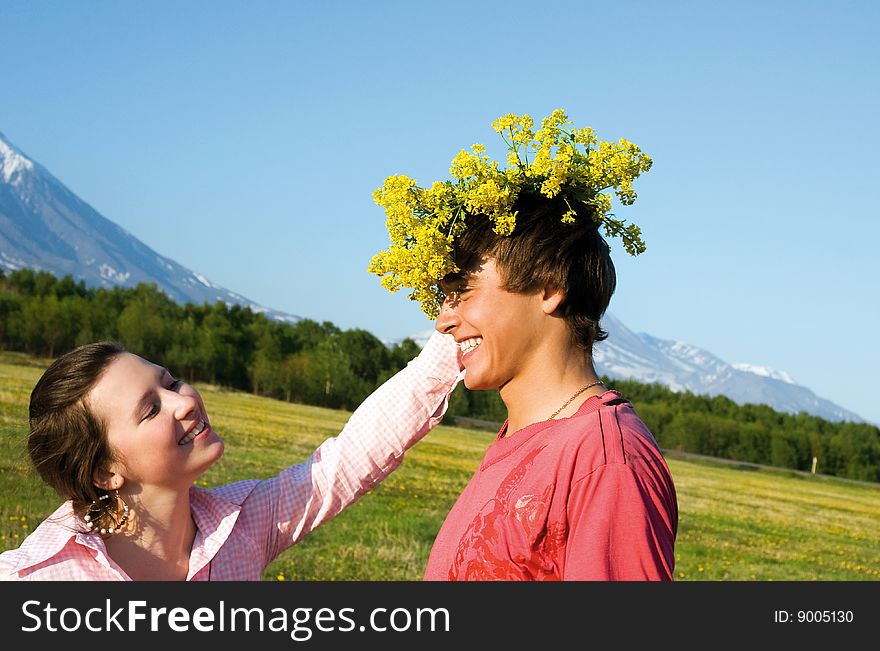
top-left (1, 1), bottom-right (878, 424)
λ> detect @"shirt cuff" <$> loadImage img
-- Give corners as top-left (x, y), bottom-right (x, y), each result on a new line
top-left (407, 330), bottom-right (466, 386)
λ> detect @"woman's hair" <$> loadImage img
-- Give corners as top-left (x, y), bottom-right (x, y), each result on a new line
top-left (28, 341), bottom-right (127, 517)
top-left (448, 192), bottom-right (616, 354)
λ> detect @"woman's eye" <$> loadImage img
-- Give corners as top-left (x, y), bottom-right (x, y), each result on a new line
top-left (144, 402), bottom-right (160, 421)
top-left (169, 379), bottom-right (182, 391)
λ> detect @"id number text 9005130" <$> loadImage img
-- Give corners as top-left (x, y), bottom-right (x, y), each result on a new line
top-left (773, 610), bottom-right (854, 623)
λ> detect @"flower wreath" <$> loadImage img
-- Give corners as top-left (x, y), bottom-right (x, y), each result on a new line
top-left (369, 109), bottom-right (652, 319)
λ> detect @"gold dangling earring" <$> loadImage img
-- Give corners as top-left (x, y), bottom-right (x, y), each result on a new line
top-left (84, 490), bottom-right (130, 535)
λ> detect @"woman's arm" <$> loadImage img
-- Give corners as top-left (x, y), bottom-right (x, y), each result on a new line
top-left (239, 331), bottom-right (463, 561)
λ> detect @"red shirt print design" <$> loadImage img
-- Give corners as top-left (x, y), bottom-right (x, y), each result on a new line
top-left (449, 445), bottom-right (565, 580)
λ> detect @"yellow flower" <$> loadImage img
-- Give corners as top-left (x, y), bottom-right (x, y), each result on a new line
top-left (491, 114), bottom-right (516, 132)
top-left (370, 109), bottom-right (652, 318)
top-left (450, 150), bottom-right (480, 180)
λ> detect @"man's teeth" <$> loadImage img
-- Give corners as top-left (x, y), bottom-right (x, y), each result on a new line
top-left (459, 337), bottom-right (482, 354)
top-left (178, 421), bottom-right (206, 445)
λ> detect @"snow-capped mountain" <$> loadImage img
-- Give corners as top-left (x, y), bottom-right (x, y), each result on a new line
top-left (0, 131), bottom-right (299, 323)
top-left (403, 314), bottom-right (865, 424)
top-left (595, 313), bottom-right (862, 423)
top-left (730, 363), bottom-right (796, 385)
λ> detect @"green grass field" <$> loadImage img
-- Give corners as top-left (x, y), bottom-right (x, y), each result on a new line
top-left (1, 352), bottom-right (878, 580)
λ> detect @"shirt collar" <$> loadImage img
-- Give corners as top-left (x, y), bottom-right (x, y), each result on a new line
top-left (11, 488), bottom-right (244, 579)
top-left (9, 501), bottom-right (93, 573)
top-left (186, 486), bottom-right (243, 579)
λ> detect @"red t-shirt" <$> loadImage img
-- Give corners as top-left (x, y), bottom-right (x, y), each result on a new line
top-left (424, 391), bottom-right (678, 580)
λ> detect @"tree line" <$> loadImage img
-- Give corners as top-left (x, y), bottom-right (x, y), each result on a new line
top-left (0, 268), bottom-right (421, 411)
top-left (1, 268), bottom-right (878, 482)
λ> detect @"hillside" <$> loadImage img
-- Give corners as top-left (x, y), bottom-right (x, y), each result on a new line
top-left (1, 352), bottom-right (877, 580)
top-left (0, 131), bottom-right (299, 323)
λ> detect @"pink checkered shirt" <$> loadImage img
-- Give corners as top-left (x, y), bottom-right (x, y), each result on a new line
top-left (1, 332), bottom-right (463, 581)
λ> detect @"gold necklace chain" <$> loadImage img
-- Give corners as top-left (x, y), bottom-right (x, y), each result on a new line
top-left (548, 381), bottom-right (605, 420)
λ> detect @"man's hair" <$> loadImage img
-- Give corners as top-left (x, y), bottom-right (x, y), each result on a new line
top-left (448, 192), bottom-right (616, 354)
top-left (28, 342), bottom-right (126, 517)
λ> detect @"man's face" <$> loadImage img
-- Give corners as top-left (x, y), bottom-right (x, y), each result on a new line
top-left (435, 257), bottom-right (548, 392)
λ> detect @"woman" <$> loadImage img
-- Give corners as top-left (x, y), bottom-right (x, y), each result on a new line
top-left (0, 331), bottom-right (462, 580)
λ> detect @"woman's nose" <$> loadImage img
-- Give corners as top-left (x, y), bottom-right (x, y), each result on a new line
top-left (435, 298), bottom-right (460, 335)
top-left (172, 390), bottom-right (199, 421)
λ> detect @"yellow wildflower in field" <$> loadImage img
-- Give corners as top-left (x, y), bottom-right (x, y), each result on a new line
top-left (370, 109), bottom-right (653, 318)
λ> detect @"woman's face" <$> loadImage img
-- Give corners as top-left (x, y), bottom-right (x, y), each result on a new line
top-left (87, 353), bottom-right (224, 492)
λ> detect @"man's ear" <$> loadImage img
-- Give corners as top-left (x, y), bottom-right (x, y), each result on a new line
top-left (541, 285), bottom-right (565, 315)
top-left (93, 466), bottom-right (124, 492)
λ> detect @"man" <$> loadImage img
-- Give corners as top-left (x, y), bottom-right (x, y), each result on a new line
top-left (370, 109), bottom-right (677, 580)
top-left (423, 194), bottom-right (678, 580)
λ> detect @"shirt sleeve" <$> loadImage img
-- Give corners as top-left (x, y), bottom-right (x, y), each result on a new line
top-left (563, 463), bottom-right (676, 580)
top-left (259, 330), bottom-right (464, 560)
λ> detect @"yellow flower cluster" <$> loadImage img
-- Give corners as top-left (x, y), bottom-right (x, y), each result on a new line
top-left (369, 109), bottom-right (653, 318)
